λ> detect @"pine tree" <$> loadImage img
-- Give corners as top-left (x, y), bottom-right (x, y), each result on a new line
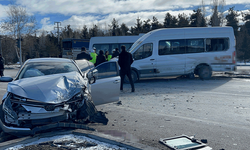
top-left (177, 13), bottom-right (189, 27)
top-left (209, 0), bottom-right (225, 26)
top-left (120, 23), bottom-right (130, 35)
top-left (242, 10), bottom-right (250, 35)
top-left (142, 19), bottom-right (151, 33)
top-left (225, 7), bottom-right (239, 36)
top-left (163, 13), bottom-right (172, 28)
top-left (109, 18), bottom-right (119, 36)
top-left (134, 18), bottom-right (143, 35)
top-left (80, 25), bottom-right (89, 39)
top-left (190, 9), bottom-right (207, 27)
top-left (151, 16), bottom-right (162, 30)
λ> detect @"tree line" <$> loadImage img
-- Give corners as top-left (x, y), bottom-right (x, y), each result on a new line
top-left (0, 1), bottom-right (250, 64)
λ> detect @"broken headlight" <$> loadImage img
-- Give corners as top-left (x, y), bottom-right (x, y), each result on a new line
top-left (2, 95), bottom-right (18, 121)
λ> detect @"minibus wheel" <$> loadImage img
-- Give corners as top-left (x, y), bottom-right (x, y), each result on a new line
top-left (198, 65), bottom-right (212, 80)
top-left (124, 70), bottom-right (138, 83)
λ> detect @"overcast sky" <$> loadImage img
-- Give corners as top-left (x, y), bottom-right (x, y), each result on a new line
top-left (0, 0), bottom-right (250, 34)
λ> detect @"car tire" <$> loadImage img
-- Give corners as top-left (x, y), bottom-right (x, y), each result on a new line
top-left (198, 65), bottom-right (212, 80)
top-left (124, 70), bottom-right (138, 83)
top-left (0, 104), bottom-right (3, 132)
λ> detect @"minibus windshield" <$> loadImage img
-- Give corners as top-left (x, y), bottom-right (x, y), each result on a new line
top-left (129, 40), bottom-right (142, 53)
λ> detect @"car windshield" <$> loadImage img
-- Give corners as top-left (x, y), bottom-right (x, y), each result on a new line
top-left (17, 62), bottom-right (80, 79)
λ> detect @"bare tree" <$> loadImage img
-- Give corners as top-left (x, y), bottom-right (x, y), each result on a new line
top-left (1, 4), bottom-right (37, 64)
top-left (210, 0), bottom-right (226, 26)
top-left (200, 0), bottom-right (207, 19)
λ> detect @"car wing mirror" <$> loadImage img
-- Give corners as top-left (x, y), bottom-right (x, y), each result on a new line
top-left (0, 77), bottom-right (13, 82)
top-left (87, 69), bottom-right (97, 84)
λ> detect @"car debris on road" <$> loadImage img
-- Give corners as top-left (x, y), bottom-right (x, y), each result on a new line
top-left (159, 135), bottom-right (212, 150)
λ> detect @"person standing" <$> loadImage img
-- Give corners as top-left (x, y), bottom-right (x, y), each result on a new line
top-left (105, 51), bottom-right (112, 61)
top-left (0, 54), bottom-right (4, 77)
top-left (95, 50), bottom-right (106, 66)
top-left (90, 47), bottom-right (98, 64)
top-left (76, 47), bottom-right (92, 60)
top-left (118, 45), bottom-right (135, 92)
top-left (112, 48), bottom-right (120, 58)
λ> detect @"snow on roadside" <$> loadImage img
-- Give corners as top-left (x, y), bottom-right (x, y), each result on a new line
top-left (6, 134), bottom-right (128, 150)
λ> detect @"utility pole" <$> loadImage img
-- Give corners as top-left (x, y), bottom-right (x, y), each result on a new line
top-left (54, 22), bottom-right (62, 44)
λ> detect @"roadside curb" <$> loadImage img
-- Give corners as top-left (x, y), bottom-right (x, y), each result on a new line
top-left (0, 129), bottom-right (158, 150)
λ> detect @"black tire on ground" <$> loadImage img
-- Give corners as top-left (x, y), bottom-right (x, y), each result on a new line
top-left (198, 65), bottom-right (212, 80)
top-left (124, 70), bottom-right (138, 83)
top-left (89, 111), bottom-right (108, 125)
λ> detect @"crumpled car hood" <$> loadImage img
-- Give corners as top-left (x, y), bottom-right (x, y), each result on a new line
top-left (7, 71), bottom-right (88, 103)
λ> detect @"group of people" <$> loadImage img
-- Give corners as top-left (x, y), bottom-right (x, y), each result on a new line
top-left (76, 46), bottom-right (135, 92)
top-left (76, 47), bottom-right (120, 66)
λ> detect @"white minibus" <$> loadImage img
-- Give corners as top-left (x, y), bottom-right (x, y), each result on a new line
top-left (89, 34), bottom-right (144, 54)
top-left (128, 27), bottom-right (236, 82)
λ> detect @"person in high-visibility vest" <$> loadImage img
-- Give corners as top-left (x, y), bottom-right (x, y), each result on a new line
top-left (105, 51), bottom-right (112, 61)
top-left (89, 47), bottom-right (98, 64)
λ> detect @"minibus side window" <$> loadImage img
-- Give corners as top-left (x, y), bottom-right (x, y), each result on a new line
top-left (206, 38), bottom-right (229, 52)
top-left (158, 39), bottom-right (185, 55)
top-left (186, 39), bottom-right (205, 53)
top-left (111, 44), bottom-right (119, 52)
top-left (93, 44), bottom-right (110, 54)
top-left (133, 43), bottom-right (153, 60)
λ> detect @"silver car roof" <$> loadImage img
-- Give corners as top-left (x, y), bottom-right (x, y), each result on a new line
top-left (26, 58), bottom-right (73, 63)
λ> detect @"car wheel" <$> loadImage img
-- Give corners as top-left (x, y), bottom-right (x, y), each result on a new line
top-left (124, 70), bottom-right (138, 83)
top-left (0, 104), bottom-right (4, 132)
top-left (198, 65), bottom-right (212, 80)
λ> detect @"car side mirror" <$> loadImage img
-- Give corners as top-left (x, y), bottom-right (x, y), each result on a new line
top-left (0, 77), bottom-right (13, 82)
top-left (88, 76), bottom-right (96, 84)
top-left (87, 69), bottom-right (97, 84)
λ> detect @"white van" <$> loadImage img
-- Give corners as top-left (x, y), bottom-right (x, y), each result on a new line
top-left (128, 27), bottom-right (236, 81)
top-left (89, 34), bottom-right (144, 54)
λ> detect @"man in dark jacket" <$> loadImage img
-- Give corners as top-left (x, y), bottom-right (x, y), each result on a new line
top-left (0, 54), bottom-right (4, 77)
top-left (112, 48), bottom-right (120, 58)
top-left (118, 45), bottom-right (135, 92)
top-left (95, 50), bottom-right (106, 66)
top-left (76, 47), bottom-right (92, 60)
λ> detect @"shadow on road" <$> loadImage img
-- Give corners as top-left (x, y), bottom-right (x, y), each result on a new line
top-left (129, 75), bottom-right (235, 95)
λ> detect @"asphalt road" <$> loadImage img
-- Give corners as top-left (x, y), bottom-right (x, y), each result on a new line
top-left (1, 66), bottom-right (250, 149)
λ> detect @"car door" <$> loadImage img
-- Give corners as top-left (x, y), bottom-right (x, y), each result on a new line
top-left (91, 61), bottom-right (120, 105)
top-left (156, 39), bottom-right (185, 76)
top-left (131, 43), bottom-right (156, 78)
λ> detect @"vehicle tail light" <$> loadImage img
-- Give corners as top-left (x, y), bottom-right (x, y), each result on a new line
top-left (232, 51), bottom-right (236, 64)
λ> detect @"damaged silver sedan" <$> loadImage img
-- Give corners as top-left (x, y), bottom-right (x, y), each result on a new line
top-left (0, 58), bottom-right (120, 135)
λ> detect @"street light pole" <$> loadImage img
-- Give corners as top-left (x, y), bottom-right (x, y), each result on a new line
top-left (19, 31), bottom-right (22, 66)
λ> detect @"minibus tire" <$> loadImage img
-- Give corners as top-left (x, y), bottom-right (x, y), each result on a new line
top-left (124, 70), bottom-right (138, 83)
top-left (198, 65), bottom-right (212, 80)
